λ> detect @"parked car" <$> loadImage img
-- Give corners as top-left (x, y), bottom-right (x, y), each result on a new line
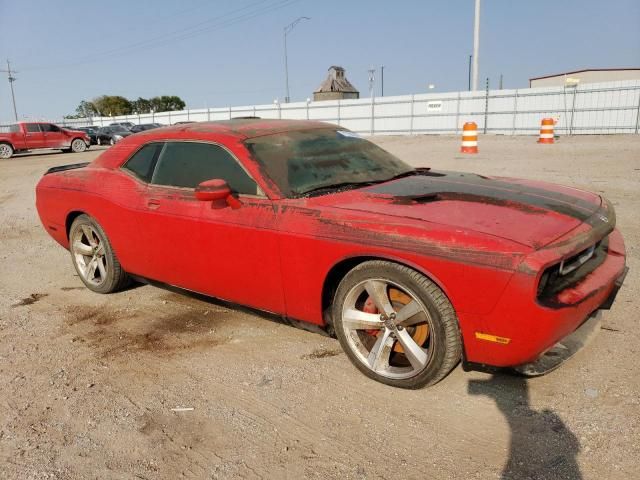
top-left (35, 119), bottom-right (627, 389)
top-left (173, 121), bottom-right (194, 125)
top-left (96, 126), bottom-right (133, 145)
top-left (109, 122), bottom-right (135, 130)
top-left (130, 123), bottom-right (164, 133)
top-left (73, 127), bottom-right (99, 145)
top-left (0, 122), bottom-right (90, 159)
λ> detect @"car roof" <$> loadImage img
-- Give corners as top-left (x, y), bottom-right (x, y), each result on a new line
top-left (153, 119), bottom-right (335, 140)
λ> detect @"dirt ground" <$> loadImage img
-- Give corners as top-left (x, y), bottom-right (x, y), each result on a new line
top-left (0, 134), bottom-right (638, 480)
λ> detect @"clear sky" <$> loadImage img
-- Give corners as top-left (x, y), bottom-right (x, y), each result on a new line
top-left (1, 0), bottom-right (639, 121)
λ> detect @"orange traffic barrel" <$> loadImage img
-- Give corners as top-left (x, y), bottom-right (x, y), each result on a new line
top-left (461, 122), bottom-right (478, 153)
top-left (537, 118), bottom-right (555, 144)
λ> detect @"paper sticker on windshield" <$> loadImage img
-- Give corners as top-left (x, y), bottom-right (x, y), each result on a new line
top-left (337, 130), bottom-right (361, 139)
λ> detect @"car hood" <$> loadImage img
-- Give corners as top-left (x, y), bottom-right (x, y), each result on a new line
top-left (319, 171), bottom-right (602, 249)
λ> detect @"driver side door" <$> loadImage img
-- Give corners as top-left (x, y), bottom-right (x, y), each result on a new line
top-left (126, 140), bottom-right (285, 314)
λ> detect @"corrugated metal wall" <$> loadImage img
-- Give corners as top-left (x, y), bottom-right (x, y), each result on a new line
top-left (13, 79), bottom-right (640, 136)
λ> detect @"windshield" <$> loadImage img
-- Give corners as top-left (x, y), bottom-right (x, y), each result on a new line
top-left (244, 128), bottom-right (412, 197)
top-left (112, 126), bottom-right (128, 133)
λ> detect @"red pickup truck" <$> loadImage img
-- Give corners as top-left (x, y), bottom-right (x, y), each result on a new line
top-left (0, 122), bottom-right (91, 159)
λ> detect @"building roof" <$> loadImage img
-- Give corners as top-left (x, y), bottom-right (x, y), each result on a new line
top-left (529, 67), bottom-right (640, 82)
top-left (314, 66), bottom-right (359, 94)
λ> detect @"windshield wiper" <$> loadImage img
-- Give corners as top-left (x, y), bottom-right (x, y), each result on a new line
top-left (379, 167), bottom-right (431, 183)
top-left (296, 181), bottom-right (378, 197)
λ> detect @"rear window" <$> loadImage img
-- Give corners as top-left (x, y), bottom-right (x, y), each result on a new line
top-left (122, 143), bottom-right (163, 183)
top-left (0, 124), bottom-right (20, 133)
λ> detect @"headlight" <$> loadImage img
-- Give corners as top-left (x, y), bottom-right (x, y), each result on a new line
top-left (113, 135), bottom-right (123, 141)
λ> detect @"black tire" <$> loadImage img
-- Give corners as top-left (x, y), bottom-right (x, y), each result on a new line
top-left (69, 214), bottom-right (129, 293)
top-left (0, 142), bottom-right (14, 159)
top-left (332, 260), bottom-right (462, 389)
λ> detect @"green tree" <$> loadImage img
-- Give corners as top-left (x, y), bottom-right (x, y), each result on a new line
top-left (131, 97), bottom-right (152, 114)
top-left (92, 95), bottom-right (133, 116)
top-left (149, 95), bottom-right (186, 112)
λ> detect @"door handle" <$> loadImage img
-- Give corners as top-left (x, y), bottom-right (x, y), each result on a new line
top-left (147, 199), bottom-right (161, 210)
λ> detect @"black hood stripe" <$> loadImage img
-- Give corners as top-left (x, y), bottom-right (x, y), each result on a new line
top-left (367, 171), bottom-right (599, 222)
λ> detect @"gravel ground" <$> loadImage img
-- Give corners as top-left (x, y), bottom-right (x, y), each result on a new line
top-left (0, 135), bottom-right (638, 480)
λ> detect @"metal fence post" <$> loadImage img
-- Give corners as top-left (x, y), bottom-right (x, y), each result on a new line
top-left (454, 92), bottom-right (460, 135)
top-left (483, 78), bottom-right (489, 134)
top-left (207, 108), bottom-right (211, 121)
top-left (337, 99), bottom-right (341, 126)
top-left (229, 106), bottom-right (232, 120)
top-left (511, 89), bottom-right (518, 135)
top-left (253, 105), bottom-right (257, 118)
top-left (569, 86), bottom-right (578, 135)
top-left (635, 88), bottom-right (640, 134)
top-left (409, 94), bottom-right (415, 135)
top-left (370, 96), bottom-right (375, 136)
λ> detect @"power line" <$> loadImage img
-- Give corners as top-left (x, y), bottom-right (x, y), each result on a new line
top-left (21, 0), bottom-right (300, 72)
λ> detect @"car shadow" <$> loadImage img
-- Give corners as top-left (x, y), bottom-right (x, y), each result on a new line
top-left (135, 277), bottom-right (332, 338)
top-left (468, 373), bottom-right (582, 480)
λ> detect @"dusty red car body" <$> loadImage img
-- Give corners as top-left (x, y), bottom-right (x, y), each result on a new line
top-left (0, 122), bottom-right (90, 155)
top-left (35, 120), bottom-right (627, 369)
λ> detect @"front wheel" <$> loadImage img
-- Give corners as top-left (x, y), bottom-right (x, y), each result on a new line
top-left (0, 142), bottom-right (14, 159)
top-left (71, 138), bottom-right (87, 153)
top-left (332, 261), bottom-right (462, 389)
top-left (69, 214), bottom-right (129, 293)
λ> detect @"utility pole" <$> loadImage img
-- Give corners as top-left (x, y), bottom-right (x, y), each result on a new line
top-left (499, 73), bottom-right (503, 90)
top-left (0, 60), bottom-right (19, 121)
top-left (381, 65), bottom-right (384, 96)
top-left (468, 55), bottom-right (472, 91)
top-left (368, 68), bottom-right (376, 98)
top-left (283, 16), bottom-right (310, 103)
top-left (472, 0), bottom-right (481, 91)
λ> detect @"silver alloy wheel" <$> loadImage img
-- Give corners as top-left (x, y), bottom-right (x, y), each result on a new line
top-left (0, 143), bottom-right (13, 159)
top-left (71, 224), bottom-right (107, 286)
top-left (71, 139), bottom-right (87, 153)
top-left (340, 279), bottom-right (435, 380)
top-left (97, 137), bottom-right (102, 146)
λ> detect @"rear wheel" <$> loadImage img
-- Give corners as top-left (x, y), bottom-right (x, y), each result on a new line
top-left (109, 138), bottom-right (115, 146)
top-left (69, 215), bottom-right (129, 293)
top-left (0, 142), bottom-right (14, 159)
top-left (332, 261), bottom-right (462, 389)
top-left (71, 138), bottom-right (87, 153)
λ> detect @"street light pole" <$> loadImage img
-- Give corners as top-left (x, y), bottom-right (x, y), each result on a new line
top-left (283, 16), bottom-right (310, 103)
top-left (0, 59), bottom-right (19, 121)
top-left (471, 0), bottom-right (481, 91)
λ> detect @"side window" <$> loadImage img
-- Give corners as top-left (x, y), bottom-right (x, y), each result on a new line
top-left (26, 123), bottom-right (41, 133)
top-left (122, 143), bottom-right (163, 183)
top-left (40, 123), bottom-right (61, 132)
top-left (151, 142), bottom-right (258, 195)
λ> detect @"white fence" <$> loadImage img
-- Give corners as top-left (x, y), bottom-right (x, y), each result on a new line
top-left (10, 80), bottom-right (640, 136)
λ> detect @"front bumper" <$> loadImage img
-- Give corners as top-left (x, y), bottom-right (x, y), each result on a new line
top-left (513, 266), bottom-right (627, 376)
top-left (460, 228), bottom-right (627, 368)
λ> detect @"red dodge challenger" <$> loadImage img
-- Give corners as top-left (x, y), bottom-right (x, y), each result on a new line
top-left (36, 119), bottom-right (627, 389)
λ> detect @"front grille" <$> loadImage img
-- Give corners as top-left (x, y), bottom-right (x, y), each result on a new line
top-left (537, 236), bottom-right (609, 304)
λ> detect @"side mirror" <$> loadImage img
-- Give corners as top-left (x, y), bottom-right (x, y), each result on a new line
top-left (195, 179), bottom-right (231, 202)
